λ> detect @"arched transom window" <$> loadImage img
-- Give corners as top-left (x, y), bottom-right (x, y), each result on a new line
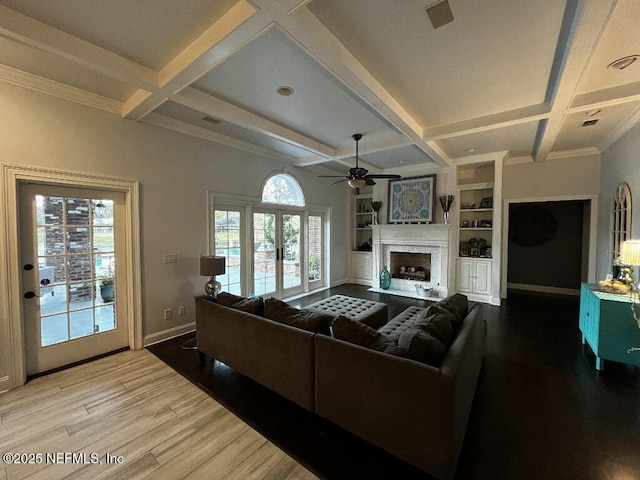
top-left (261, 173), bottom-right (305, 206)
top-left (612, 182), bottom-right (632, 263)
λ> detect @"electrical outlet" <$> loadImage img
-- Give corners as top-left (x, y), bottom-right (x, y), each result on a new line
top-left (178, 306), bottom-right (186, 316)
top-left (164, 308), bottom-right (173, 320)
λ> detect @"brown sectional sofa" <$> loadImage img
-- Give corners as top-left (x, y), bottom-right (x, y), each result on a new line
top-left (195, 292), bottom-right (487, 480)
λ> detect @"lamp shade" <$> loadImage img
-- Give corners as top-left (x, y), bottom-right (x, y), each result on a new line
top-left (200, 256), bottom-right (225, 276)
top-left (621, 240), bottom-right (640, 266)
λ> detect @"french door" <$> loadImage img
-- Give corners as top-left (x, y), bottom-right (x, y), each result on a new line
top-left (20, 183), bottom-right (129, 375)
top-left (252, 209), bottom-right (304, 298)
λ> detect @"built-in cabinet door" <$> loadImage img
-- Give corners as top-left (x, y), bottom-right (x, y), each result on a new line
top-left (352, 252), bottom-right (372, 283)
top-left (474, 260), bottom-right (492, 296)
top-left (456, 258), bottom-right (492, 297)
top-left (456, 258), bottom-right (474, 293)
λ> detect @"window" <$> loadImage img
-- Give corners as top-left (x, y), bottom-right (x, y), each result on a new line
top-left (261, 173), bottom-right (305, 206)
top-left (210, 174), bottom-right (327, 298)
top-left (612, 182), bottom-right (632, 263)
top-left (214, 209), bottom-right (242, 295)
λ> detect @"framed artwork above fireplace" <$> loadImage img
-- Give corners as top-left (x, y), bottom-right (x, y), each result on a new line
top-left (388, 175), bottom-right (435, 223)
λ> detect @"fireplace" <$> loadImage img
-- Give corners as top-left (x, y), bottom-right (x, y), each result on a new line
top-left (390, 252), bottom-right (431, 281)
top-left (370, 224), bottom-right (452, 298)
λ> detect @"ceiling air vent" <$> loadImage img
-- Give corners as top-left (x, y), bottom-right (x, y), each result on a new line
top-left (202, 116), bottom-right (221, 125)
top-left (425, 0), bottom-right (454, 29)
top-left (581, 119), bottom-right (600, 127)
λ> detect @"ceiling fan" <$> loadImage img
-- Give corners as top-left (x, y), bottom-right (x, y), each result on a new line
top-left (320, 134), bottom-right (401, 189)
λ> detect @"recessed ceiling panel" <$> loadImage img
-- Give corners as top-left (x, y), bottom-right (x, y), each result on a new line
top-left (360, 145), bottom-right (435, 170)
top-left (435, 122), bottom-right (539, 159)
top-left (0, 0), bottom-right (238, 70)
top-left (193, 27), bottom-right (398, 149)
top-left (576, 0), bottom-right (640, 95)
top-left (553, 102), bottom-right (640, 153)
top-left (308, 0), bottom-right (565, 127)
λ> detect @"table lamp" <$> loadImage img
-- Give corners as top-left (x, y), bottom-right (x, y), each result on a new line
top-left (200, 256), bottom-right (225, 298)
top-left (620, 240), bottom-right (640, 329)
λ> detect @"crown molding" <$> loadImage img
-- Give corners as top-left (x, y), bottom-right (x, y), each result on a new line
top-left (0, 65), bottom-right (122, 114)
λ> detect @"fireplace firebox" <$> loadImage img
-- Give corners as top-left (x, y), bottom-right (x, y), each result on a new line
top-left (390, 252), bottom-right (431, 281)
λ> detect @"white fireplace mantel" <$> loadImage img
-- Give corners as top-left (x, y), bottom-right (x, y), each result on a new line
top-left (370, 224), bottom-right (453, 298)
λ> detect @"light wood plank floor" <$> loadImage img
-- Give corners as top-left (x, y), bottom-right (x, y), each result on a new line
top-left (0, 349), bottom-right (319, 480)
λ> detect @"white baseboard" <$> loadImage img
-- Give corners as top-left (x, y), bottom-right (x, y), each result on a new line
top-left (144, 322), bottom-right (195, 347)
top-left (507, 283), bottom-right (580, 296)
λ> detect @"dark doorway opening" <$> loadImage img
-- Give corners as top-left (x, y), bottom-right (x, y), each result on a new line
top-left (507, 200), bottom-right (590, 295)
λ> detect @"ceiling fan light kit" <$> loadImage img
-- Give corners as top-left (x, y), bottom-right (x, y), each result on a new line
top-left (319, 133), bottom-right (401, 189)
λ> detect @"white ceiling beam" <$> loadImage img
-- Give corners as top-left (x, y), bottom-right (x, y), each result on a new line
top-left (254, 1), bottom-right (450, 167)
top-left (123, 0), bottom-right (266, 120)
top-left (0, 5), bottom-right (157, 91)
top-left (173, 87), bottom-right (337, 158)
top-left (534, 0), bottom-right (618, 162)
top-left (424, 103), bottom-right (551, 141)
top-left (569, 81), bottom-right (640, 112)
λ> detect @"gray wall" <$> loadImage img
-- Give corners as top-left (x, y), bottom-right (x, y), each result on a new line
top-left (598, 122), bottom-right (640, 280)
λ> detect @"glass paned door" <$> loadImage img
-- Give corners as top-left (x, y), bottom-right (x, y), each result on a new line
top-left (252, 210), bottom-right (303, 298)
top-left (253, 212), bottom-right (277, 297)
top-left (20, 184), bottom-right (128, 375)
top-left (214, 209), bottom-right (242, 295)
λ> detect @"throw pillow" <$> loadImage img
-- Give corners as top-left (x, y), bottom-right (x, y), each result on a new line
top-left (216, 291), bottom-right (264, 316)
top-left (398, 328), bottom-right (448, 366)
top-left (435, 293), bottom-right (469, 330)
top-left (331, 316), bottom-right (407, 357)
top-left (264, 298), bottom-right (332, 335)
top-left (416, 307), bottom-right (455, 346)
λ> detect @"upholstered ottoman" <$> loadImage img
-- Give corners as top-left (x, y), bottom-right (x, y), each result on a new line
top-left (304, 295), bottom-right (388, 329)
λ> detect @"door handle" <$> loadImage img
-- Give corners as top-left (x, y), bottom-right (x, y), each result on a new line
top-left (276, 247), bottom-right (281, 261)
top-left (24, 291), bottom-right (45, 299)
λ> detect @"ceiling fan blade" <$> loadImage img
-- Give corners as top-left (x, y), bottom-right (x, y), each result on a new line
top-left (317, 175), bottom-right (348, 178)
top-left (365, 177), bottom-right (376, 186)
top-left (330, 178), bottom-right (348, 185)
top-left (365, 174), bottom-right (402, 179)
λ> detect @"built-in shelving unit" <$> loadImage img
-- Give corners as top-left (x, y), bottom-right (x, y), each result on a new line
top-left (352, 193), bottom-right (373, 284)
top-left (455, 162), bottom-right (502, 305)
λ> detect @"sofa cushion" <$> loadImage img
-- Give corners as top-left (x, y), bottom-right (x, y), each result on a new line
top-left (435, 293), bottom-right (468, 330)
top-left (264, 298), bottom-right (332, 335)
top-left (331, 316), bottom-right (407, 357)
top-left (415, 307), bottom-right (455, 346)
top-left (216, 291), bottom-right (264, 315)
top-left (398, 328), bottom-right (448, 366)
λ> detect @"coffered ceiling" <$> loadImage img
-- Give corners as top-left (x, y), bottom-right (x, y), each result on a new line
top-left (0, 0), bottom-right (638, 175)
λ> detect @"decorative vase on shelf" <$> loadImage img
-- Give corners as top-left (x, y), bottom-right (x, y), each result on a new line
top-left (380, 266), bottom-right (391, 290)
top-left (443, 211), bottom-right (450, 224)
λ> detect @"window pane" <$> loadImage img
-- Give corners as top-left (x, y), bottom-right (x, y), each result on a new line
top-left (308, 215), bottom-right (322, 283)
top-left (215, 209), bottom-right (242, 294)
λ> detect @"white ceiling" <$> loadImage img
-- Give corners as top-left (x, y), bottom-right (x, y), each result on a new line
top-left (1, 0), bottom-right (638, 176)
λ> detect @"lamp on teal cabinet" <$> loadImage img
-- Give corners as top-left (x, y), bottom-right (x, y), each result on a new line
top-left (620, 240), bottom-right (640, 329)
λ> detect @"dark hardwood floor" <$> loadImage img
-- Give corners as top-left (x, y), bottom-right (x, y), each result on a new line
top-left (147, 284), bottom-right (640, 480)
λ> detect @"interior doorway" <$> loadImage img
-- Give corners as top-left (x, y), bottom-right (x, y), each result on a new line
top-left (506, 199), bottom-right (591, 296)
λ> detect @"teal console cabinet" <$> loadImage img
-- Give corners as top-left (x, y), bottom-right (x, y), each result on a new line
top-left (579, 283), bottom-right (640, 370)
